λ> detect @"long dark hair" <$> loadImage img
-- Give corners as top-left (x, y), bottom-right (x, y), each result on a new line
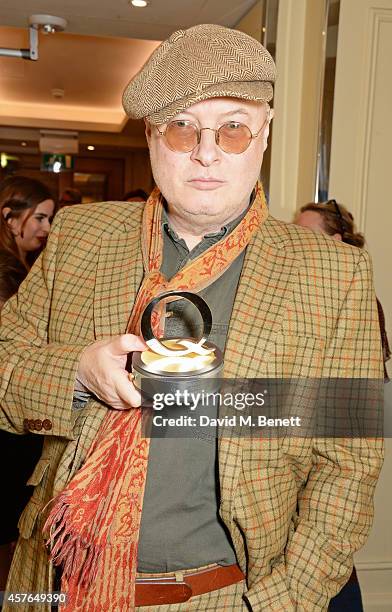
top-left (0, 176), bottom-right (54, 269)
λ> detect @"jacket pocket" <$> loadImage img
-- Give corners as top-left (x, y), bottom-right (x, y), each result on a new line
top-left (18, 458), bottom-right (51, 539)
top-left (26, 458), bottom-right (50, 486)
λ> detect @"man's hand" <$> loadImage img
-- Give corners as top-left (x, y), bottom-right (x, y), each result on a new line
top-left (76, 334), bottom-right (147, 410)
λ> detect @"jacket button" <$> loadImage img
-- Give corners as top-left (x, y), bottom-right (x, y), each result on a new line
top-left (42, 419), bottom-right (52, 431)
top-left (28, 419), bottom-right (36, 430)
top-left (34, 419), bottom-right (43, 431)
top-left (23, 418), bottom-right (30, 431)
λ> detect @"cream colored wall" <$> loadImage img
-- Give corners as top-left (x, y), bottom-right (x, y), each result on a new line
top-left (297, 1), bottom-right (326, 207)
top-left (329, 1), bottom-right (392, 608)
top-left (235, 0), bottom-right (263, 41)
top-left (269, 0), bottom-right (326, 221)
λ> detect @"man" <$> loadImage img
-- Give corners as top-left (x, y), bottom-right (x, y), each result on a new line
top-left (0, 24), bottom-right (383, 612)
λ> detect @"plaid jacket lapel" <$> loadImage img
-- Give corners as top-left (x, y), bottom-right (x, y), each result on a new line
top-left (219, 219), bottom-right (300, 506)
top-left (93, 223), bottom-right (144, 339)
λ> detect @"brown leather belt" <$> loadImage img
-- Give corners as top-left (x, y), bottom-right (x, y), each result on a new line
top-left (135, 563), bottom-right (245, 606)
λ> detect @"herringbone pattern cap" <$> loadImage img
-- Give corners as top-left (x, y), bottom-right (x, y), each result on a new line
top-left (122, 24), bottom-right (276, 125)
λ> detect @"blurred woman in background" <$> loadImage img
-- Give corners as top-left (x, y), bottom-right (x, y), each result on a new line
top-left (0, 175), bottom-right (55, 589)
top-left (295, 199), bottom-right (364, 245)
top-left (295, 199), bottom-right (390, 612)
top-left (0, 175), bottom-right (55, 306)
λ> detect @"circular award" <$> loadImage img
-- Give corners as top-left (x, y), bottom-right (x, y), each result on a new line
top-left (140, 291), bottom-right (213, 357)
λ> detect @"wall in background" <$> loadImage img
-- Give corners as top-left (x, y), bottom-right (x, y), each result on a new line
top-left (329, 1), bottom-right (392, 606)
top-left (0, 146), bottom-right (154, 202)
top-left (269, 0), bottom-right (326, 221)
top-left (267, 0), bottom-right (392, 608)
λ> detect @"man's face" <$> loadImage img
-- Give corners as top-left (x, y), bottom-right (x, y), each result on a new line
top-left (145, 97), bottom-right (271, 228)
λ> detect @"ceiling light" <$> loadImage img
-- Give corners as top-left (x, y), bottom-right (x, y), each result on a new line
top-left (87, 145), bottom-right (95, 151)
top-left (21, 141), bottom-right (27, 147)
top-left (131, 0), bottom-right (149, 7)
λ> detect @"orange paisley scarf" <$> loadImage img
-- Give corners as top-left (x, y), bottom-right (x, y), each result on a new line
top-left (44, 182), bottom-right (268, 611)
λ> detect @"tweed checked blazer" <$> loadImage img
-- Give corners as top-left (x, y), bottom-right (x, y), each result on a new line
top-left (0, 200), bottom-right (383, 612)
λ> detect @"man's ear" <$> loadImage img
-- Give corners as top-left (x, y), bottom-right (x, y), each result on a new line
top-left (262, 123), bottom-right (271, 152)
top-left (262, 106), bottom-right (274, 151)
top-left (144, 119), bottom-right (152, 146)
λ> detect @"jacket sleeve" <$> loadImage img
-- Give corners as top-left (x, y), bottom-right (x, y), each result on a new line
top-left (246, 250), bottom-right (384, 611)
top-left (0, 210), bottom-right (90, 440)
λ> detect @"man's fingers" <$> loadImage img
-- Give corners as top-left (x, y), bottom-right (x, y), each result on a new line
top-left (110, 334), bottom-right (147, 356)
top-left (113, 371), bottom-right (142, 409)
top-left (76, 334), bottom-right (146, 409)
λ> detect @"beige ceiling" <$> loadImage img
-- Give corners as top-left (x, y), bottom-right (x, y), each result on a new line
top-left (0, 27), bottom-right (160, 132)
top-left (0, 0), bottom-right (260, 150)
top-left (0, 0), bottom-right (259, 40)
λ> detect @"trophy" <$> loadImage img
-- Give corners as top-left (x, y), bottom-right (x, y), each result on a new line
top-left (132, 291), bottom-right (223, 396)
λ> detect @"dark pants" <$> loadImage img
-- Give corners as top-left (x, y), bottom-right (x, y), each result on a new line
top-left (0, 430), bottom-right (43, 544)
top-left (328, 568), bottom-right (364, 612)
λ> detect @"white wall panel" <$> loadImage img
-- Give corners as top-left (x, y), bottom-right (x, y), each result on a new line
top-left (329, 0), bottom-right (392, 606)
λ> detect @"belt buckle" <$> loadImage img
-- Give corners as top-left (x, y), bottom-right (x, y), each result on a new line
top-left (135, 577), bottom-right (192, 606)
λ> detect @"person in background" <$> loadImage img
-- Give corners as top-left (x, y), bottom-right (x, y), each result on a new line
top-left (295, 199), bottom-right (390, 612)
top-left (123, 188), bottom-right (148, 202)
top-left (58, 187), bottom-right (82, 208)
top-left (0, 176), bottom-right (55, 306)
top-left (0, 175), bottom-right (55, 590)
top-left (295, 200), bottom-right (390, 383)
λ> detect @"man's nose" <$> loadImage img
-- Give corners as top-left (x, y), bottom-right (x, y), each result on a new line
top-left (190, 128), bottom-right (221, 166)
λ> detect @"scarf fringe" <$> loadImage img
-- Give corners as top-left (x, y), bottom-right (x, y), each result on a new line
top-left (43, 493), bottom-right (103, 588)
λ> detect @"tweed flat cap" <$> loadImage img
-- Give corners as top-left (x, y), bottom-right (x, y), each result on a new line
top-left (122, 24), bottom-right (276, 125)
